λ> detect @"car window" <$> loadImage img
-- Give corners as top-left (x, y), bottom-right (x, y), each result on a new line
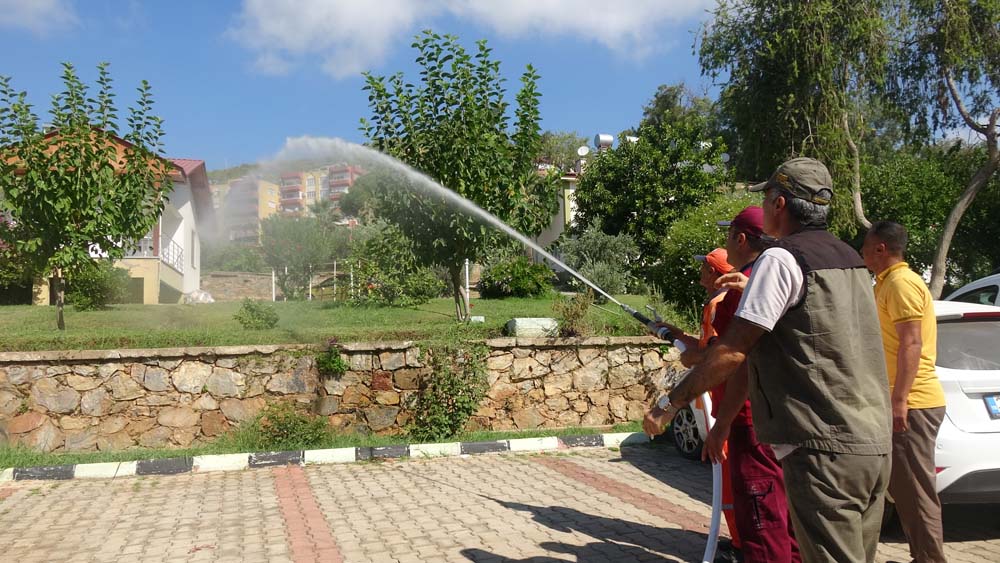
top-left (937, 320), bottom-right (1000, 370)
top-left (950, 285), bottom-right (999, 306)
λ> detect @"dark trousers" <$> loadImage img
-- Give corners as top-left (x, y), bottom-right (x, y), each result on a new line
top-left (728, 424), bottom-right (801, 563)
top-left (890, 406), bottom-right (947, 563)
top-left (782, 448), bottom-right (890, 563)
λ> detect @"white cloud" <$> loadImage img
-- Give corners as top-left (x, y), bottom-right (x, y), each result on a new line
top-left (0, 0), bottom-right (77, 35)
top-left (446, 0), bottom-right (714, 60)
top-left (229, 0), bottom-right (713, 79)
top-left (228, 0), bottom-right (436, 79)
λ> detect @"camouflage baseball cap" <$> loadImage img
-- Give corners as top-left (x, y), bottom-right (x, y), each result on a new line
top-left (749, 157), bottom-right (834, 205)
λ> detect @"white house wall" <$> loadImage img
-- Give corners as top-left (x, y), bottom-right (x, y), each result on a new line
top-left (165, 180), bottom-right (201, 294)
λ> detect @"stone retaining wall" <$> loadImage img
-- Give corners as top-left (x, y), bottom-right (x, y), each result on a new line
top-left (200, 271), bottom-right (273, 302)
top-left (0, 338), bottom-right (682, 453)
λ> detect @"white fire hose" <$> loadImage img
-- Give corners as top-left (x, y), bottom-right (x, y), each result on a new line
top-left (695, 391), bottom-right (723, 563)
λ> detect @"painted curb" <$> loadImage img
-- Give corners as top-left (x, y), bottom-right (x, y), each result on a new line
top-left (74, 462), bottom-right (124, 479)
top-left (303, 448), bottom-right (356, 465)
top-left (508, 437), bottom-right (560, 452)
top-left (3, 432), bottom-right (651, 482)
top-left (409, 442), bottom-right (461, 458)
top-left (193, 454), bottom-right (249, 473)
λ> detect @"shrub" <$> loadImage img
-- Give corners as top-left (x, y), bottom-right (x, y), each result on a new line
top-left (256, 402), bottom-right (330, 449)
top-left (478, 256), bottom-right (552, 298)
top-left (351, 223), bottom-right (443, 306)
top-left (653, 191), bottom-right (758, 307)
top-left (66, 259), bottom-right (130, 310)
top-left (408, 346), bottom-right (488, 441)
top-left (233, 298), bottom-right (279, 330)
top-left (316, 347), bottom-right (348, 378)
top-left (556, 225), bottom-right (639, 296)
top-left (552, 291), bottom-right (594, 337)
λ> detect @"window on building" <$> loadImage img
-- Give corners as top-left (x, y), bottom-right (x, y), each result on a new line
top-left (307, 177), bottom-right (316, 187)
top-left (191, 229), bottom-right (197, 269)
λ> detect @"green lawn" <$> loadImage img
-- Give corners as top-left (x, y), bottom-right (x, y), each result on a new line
top-left (0, 296), bottom-right (691, 352)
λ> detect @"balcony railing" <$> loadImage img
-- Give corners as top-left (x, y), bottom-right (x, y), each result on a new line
top-left (125, 236), bottom-right (184, 274)
top-left (161, 239), bottom-right (184, 274)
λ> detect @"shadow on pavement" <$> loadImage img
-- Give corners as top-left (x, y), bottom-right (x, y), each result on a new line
top-left (881, 503), bottom-right (1000, 543)
top-left (614, 443), bottom-right (715, 507)
top-left (460, 499), bottom-right (706, 562)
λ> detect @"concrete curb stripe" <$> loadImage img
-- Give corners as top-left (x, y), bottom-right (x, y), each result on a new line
top-left (558, 435), bottom-right (605, 448)
top-left (14, 465), bottom-right (75, 480)
top-left (193, 454), bottom-right (249, 473)
top-left (601, 432), bottom-right (649, 448)
top-left (460, 440), bottom-right (510, 455)
top-left (508, 437), bottom-right (560, 452)
top-left (371, 445), bottom-right (408, 459)
top-left (136, 457), bottom-right (193, 476)
top-left (303, 448), bottom-right (357, 464)
top-left (74, 462), bottom-right (123, 479)
top-left (409, 442), bottom-right (461, 458)
top-left (116, 461), bottom-right (137, 477)
top-left (249, 451), bottom-right (303, 468)
top-left (4, 429), bottom-right (645, 481)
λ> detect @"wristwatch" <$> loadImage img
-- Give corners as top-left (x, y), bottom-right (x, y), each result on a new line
top-left (657, 395), bottom-right (673, 410)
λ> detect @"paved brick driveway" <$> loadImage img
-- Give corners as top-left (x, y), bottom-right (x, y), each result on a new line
top-left (1, 445), bottom-right (997, 562)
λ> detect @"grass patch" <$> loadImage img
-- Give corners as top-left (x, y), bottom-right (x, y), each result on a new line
top-left (0, 296), bottom-right (664, 352)
top-left (0, 420), bottom-right (643, 470)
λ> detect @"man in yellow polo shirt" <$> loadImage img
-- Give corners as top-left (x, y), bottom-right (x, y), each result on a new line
top-left (861, 221), bottom-right (947, 563)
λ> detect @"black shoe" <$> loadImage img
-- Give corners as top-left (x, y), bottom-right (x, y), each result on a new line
top-left (714, 544), bottom-right (744, 563)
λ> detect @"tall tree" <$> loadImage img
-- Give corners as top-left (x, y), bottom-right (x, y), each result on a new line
top-left (699, 0), bottom-right (891, 233)
top-left (259, 214), bottom-right (331, 300)
top-left (891, 0), bottom-right (1000, 297)
top-left (537, 131), bottom-right (588, 172)
top-left (0, 63), bottom-right (169, 329)
top-left (361, 31), bottom-right (558, 320)
top-left (573, 115), bottom-right (730, 281)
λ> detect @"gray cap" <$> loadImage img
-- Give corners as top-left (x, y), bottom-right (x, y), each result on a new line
top-left (749, 157), bottom-right (834, 205)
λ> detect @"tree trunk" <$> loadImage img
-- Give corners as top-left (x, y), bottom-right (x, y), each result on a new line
top-left (54, 268), bottom-right (65, 331)
top-left (449, 264), bottom-right (468, 322)
top-left (843, 112), bottom-right (871, 229)
top-left (928, 156), bottom-right (999, 298)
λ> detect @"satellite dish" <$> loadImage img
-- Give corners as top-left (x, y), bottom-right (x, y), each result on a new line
top-left (721, 153), bottom-right (731, 163)
top-left (577, 146), bottom-right (591, 157)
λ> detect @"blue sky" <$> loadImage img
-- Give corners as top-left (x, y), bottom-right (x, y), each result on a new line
top-left (0, 0), bottom-right (718, 171)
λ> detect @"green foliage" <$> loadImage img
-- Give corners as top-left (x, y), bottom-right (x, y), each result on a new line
top-left (338, 179), bottom-right (375, 221)
top-left (573, 116), bottom-right (730, 277)
top-left (351, 222), bottom-right (444, 306)
top-left (552, 291), bottom-right (594, 337)
top-left (699, 1), bottom-right (891, 180)
top-left (255, 402), bottom-right (330, 450)
top-left (863, 144), bottom-right (1000, 288)
top-left (408, 346), bottom-right (488, 441)
top-left (233, 298), bottom-right (279, 330)
top-left (655, 191), bottom-right (759, 307)
top-left (207, 163), bottom-right (259, 184)
top-left (640, 83), bottom-right (723, 135)
top-left (538, 130), bottom-right (588, 172)
top-left (66, 260), bottom-right (130, 311)
top-left (201, 242), bottom-right (267, 273)
top-left (479, 255), bottom-right (553, 299)
top-left (557, 225), bottom-right (639, 296)
top-left (259, 215), bottom-right (331, 300)
top-left (361, 31), bottom-right (559, 319)
top-left (315, 348), bottom-right (348, 378)
top-left (0, 62), bottom-right (169, 329)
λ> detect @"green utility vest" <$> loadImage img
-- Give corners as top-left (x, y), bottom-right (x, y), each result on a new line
top-left (748, 229), bottom-right (891, 455)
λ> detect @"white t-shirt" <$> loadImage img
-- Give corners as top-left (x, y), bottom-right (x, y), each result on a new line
top-left (735, 247), bottom-right (806, 331)
top-left (734, 247), bottom-right (806, 459)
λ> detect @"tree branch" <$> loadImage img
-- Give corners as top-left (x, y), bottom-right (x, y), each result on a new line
top-left (943, 70), bottom-right (988, 135)
top-left (842, 111), bottom-right (871, 229)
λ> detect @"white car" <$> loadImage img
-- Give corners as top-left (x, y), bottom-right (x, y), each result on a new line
top-left (933, 300), bottom-right (1000, 503)
top-left (944, 271), bottom-right (1000, 307)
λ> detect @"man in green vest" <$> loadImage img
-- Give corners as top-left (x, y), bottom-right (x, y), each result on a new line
top-left (658, 157), bottom-right (892, 562)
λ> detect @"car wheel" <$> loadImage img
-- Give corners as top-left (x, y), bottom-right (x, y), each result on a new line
top-left (671, 405), bottom-right (703, 460)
